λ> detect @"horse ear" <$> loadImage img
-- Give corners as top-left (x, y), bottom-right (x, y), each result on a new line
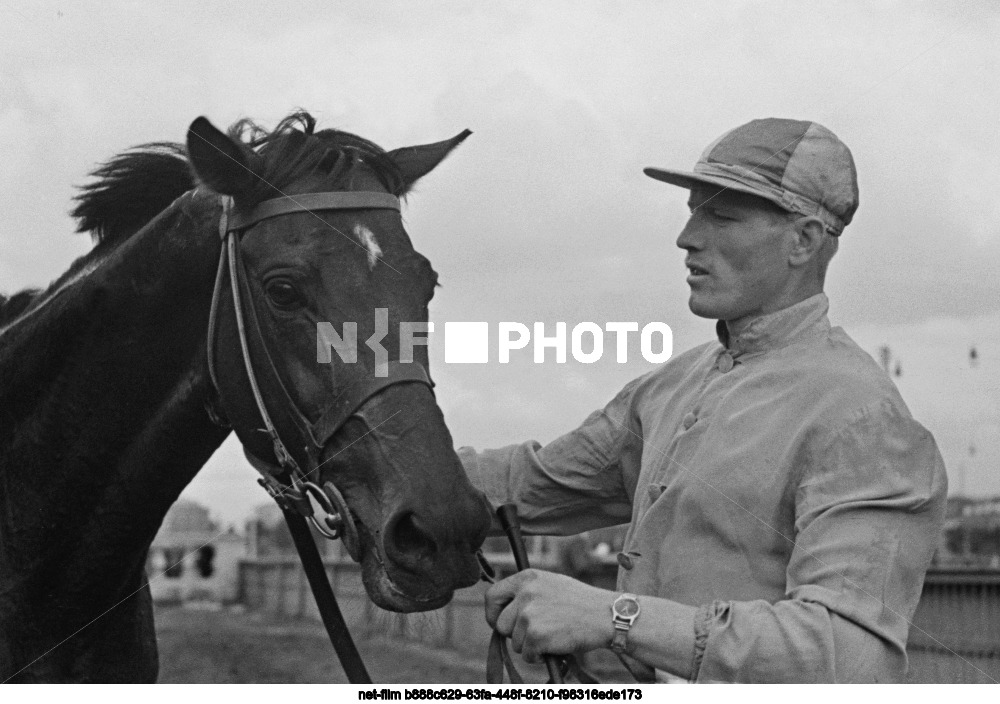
top-left (186, 117), bottom-right (256, 196)
top-left (387, 130), bottom-right (471, 192)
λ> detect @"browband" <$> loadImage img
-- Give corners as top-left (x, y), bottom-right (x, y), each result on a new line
top-left (227, 191), bottom-right (401, 232)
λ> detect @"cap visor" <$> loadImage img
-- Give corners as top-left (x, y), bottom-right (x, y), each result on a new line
top-left (643, 167), bottom-right (789, 211)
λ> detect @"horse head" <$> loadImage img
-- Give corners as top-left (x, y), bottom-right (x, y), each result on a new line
top-left (186, 114), bottom-right (492, 612)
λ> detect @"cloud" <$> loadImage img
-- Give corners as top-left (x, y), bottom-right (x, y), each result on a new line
top-left (4, 1), bottom-right (999, 522)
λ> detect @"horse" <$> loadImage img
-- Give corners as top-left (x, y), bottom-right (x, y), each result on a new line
top-left (0, 111), bottom-right (493, 682)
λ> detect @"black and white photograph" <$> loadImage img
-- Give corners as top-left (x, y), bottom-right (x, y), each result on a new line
top-left (1, 0), bottom-right (998, 689)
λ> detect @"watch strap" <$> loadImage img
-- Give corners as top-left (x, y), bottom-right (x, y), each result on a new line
top-left (611, 625), bottom-right (630, 653)
top-left (610, 592), bottom-right (640, 654)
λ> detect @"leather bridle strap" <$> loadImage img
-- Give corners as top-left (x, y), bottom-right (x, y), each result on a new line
top-left (206, 190), bottom-right (413, 685)
top-left (308, 360), bottom-right (432, 448)
top-left (283, 506), bottom-right (372, 683)
top-left (228, 191), bottom-right (400, 230)
top-left (479, 510), bottom-right (601, 685)
top-left (211, 192), bottom-right (433, 469)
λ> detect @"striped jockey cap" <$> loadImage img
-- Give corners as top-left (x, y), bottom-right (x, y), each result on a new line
top-left (644, 118), bottom-right (859, 235)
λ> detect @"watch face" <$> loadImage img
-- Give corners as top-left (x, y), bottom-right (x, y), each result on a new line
top-left (615, 597), bottom-right (639, 618)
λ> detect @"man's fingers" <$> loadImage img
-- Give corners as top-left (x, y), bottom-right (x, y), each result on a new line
top-left (496, 596), bottom-right (518, 637)
top-left (483, 570), bottom-right (572, 666)
top-left (511, 610), bottom-right (528, 654)
top-left (484, 571), bottom-right (530, 627)
top-left (485, 583), bottom-right (515, 628)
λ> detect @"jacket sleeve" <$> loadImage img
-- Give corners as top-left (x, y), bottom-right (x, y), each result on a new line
top-left (693, 400), bottom-right (947, 682)
top-left (458, 375), bottom-right (648, 536)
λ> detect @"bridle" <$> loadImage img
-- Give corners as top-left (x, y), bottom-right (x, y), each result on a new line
top-left (207, 190), bottom-right (435, 544)
top-left (203, 190), bottom-right (599, 685)
top-left (205, 189), bottom-right (432, 683)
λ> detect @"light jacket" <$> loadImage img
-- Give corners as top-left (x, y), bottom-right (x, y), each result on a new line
top-left (461, 294), bottom-right (947, 682)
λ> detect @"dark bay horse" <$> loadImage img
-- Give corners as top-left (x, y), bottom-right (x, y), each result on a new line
top-left (0, 112), bottom-right (492, 682)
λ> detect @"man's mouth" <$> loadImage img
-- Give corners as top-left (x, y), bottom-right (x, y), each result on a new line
top-left (686, 262), bottom-right (710, 280)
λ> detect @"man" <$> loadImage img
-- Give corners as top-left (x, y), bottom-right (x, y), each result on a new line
top-left (460, 118), bottom-right (947, 682)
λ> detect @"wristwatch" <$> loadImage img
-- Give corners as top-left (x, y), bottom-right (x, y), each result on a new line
top-left (610, 592), bottom-right (641, 653)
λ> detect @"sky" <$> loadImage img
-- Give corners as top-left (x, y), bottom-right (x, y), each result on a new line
top-left (1, 1), bottom-right (998, 528)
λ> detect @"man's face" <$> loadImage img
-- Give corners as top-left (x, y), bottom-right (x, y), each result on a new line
top-left (676, 187), bottom-right (796, 323)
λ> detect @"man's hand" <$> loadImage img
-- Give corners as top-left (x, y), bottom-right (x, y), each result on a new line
top-left (485, 569), bottom-right (616, 662)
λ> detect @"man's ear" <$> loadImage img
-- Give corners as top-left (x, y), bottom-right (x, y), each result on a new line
top-left (788, 216), bottom-right (828, 267)
top-left (387, 130), bottom-right (471, 195)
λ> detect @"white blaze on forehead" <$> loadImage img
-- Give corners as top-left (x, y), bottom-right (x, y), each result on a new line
top-left (353, 224), bottom-right (382, 270)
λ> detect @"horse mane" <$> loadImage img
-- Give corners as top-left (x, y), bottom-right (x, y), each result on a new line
top-left (70, 110), bottom-right (405, 244)
top-left (224, 110), bottom-right (406, 206)
top-left (0, 111), bottom-right (402, 329)
top-left (71, 142), bottom-right (194, 245)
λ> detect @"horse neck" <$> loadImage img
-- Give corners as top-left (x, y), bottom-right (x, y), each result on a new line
top-left (0, 191), bottom-right (231, 677)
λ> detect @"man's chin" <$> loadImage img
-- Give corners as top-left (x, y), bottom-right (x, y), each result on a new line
top-left (688, 296), bottom-right (721, 320)
top-left (688, 293), bottom-right (746, 322)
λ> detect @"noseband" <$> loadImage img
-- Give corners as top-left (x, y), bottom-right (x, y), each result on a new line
top-left (206, 190), bottom-right (433, 556)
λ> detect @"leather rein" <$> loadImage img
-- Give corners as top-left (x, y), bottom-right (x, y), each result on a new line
top-left (206, 189), bottom-right (427, 684)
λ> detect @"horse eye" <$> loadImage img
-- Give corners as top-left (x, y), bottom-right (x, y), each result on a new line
top-left (265, 279), bottom-right (304, 310)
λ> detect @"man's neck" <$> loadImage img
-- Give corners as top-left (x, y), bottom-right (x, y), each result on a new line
top-left (723, 284), bottom-right (825, 338)
top-left (717, 292), bottom-right (830, 355)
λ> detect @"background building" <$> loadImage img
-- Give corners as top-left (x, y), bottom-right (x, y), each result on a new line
top-left (147, 499), bottom-right (245, 605)
top-left (940, 495), bottom-right (1000, 568)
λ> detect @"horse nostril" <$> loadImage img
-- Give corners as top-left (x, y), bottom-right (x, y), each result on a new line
top-left (388, 511), bottom-right (438, 563)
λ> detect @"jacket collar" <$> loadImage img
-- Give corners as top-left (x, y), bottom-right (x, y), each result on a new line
top-left (715, 293), bottom-right (830, 358)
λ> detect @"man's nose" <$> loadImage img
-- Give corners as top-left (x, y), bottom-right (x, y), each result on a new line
top-left (676, 217), bottom-right (701, 251)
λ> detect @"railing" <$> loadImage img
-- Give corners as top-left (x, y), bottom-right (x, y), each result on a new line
top-left (237, 558), bottom-right (1000, 683)
top-left (237, 556), bottom-right (500, 654)
top-left (906, 568), bottom-right (1000, 683)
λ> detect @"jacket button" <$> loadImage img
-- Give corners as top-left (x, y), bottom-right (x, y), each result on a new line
top-left (717, 353), bottom-right (734, 373)
top-left (682, 412), bottom-right (697, 430)
top-left (617, 552), bottom-right (634, 570)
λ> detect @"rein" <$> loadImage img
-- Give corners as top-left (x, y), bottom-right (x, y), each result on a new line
top-left (207, 190), bottom-right (425, 684)
top-left (481, 506), bottom-right (600, 685)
